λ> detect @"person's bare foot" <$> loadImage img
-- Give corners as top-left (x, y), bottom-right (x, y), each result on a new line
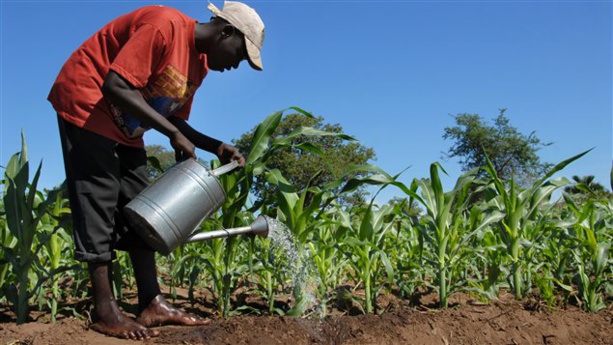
top-left (88, 303), bottom-right (160, 340)
top-left (136, 294), bottom-right (211, 327)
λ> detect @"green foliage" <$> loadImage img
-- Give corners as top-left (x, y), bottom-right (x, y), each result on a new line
top-left (410, 164), bottom-right (502, 307)
top-left (35, 186), bottom-right (75, 323)
top-left (443, 109), bottom-right (552, 187)
top-left (336, 203), bottom-right (396, 314)
top-left (561, 194), bottom-right (611, 312)
top-left (306, 208), bottom-right (349, 315)
top-left (1, 133), bottom-right (65, 324)
top-left (233, 112), bottom-right (376, 207)
top-left (0, 109), bottom-right (611, 327)
top-left (482, 149), bottom-right (590, 299)
top-left (145, 145), bottom-right (176, 180)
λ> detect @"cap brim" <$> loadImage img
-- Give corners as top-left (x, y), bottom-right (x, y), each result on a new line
top-left (245, 39), bottom-right (263, 71)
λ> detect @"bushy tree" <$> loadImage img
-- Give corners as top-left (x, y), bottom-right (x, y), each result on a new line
top-left (443, 109), bottom-right (552, 187)
top-left (145, 145), bottom-right (176, 180)
top-left (233, 113), bottom-right (376, 207)
top-left (386, 196), bottom-right (422, 217)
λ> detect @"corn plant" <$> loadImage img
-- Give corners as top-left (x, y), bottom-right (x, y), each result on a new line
top-left (411, 163), bottom-right (505, 307)
top-left (259, 170), bottom-right (316, 316)
top-left (243, 108), bottom-right (363, 316)
top-left (197, 236), bottom-right (228, 314)
top-left (35, 187), bottom-right (75, 323)
top-left (334, 204), bottom-right (395, 314)
top-left (482, 150), bottom-right (589, 299)
top-left (1, 133), bottom-right (63, 324)
top-left (0, 198), bottom-right (16, 304)
top-left (562, 194), bottom-right (611, 312)
top-left (307, 209), bottom-right (350, 316)
top-left (465, 219), bottom-right (508, 301)
top-left (524, 217), bottom-right (559, 296)
top-left (539, 229), bottom-right (574, 301)
top-left (179, 110), bottom-right (288, 317)
top-left (189, 211), bottom-right (251, 317)
top-left (332, 164), bottom-right (429, 312)
top-left (251, 236), bottom-right (288, 315)
top-left (255, 112), bottom-right (356, 242)
top-left (389, 213), bottom-right (426, 299)
top-left (213, 108), bottom-right (312, 315)
top-left (159, 243), bottom-right (208, 304)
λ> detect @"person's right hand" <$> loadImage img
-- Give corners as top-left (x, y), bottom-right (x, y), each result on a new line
top-left (170, 132), bottom-right (196, 161)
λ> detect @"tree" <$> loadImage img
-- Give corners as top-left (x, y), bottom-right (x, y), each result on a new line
top-left (386, 196), bottom-right (422, 217)
top-left (145, 145), bottom-right (176, 180)
top-left (443, 109), bottom-right (552, 187)
top-left (233, 113), bottom-right (376, 206)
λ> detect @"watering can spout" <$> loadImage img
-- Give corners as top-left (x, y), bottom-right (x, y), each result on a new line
top-left (250, 215), bottom-right (270, 238)
top-left (184, 215), bottom-right (271, 243)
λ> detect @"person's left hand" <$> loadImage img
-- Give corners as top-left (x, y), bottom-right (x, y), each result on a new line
top-left (216, 142), bottom-right (245, 168)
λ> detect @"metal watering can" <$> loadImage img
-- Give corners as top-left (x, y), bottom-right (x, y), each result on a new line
top-left (124, 158), bottom-right (269, 255)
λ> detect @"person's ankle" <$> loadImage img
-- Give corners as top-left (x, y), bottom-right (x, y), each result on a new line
top-left (139, 293), bottom-right (164, 312)
top-left (95, 298), bottom-right (122, 317)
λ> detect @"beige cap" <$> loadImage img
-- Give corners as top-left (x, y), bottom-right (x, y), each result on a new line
top-left (208, 1), bottom-right (265, 70)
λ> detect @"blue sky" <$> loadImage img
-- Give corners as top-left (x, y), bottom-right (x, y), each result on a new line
top-left (1, 0), bottom-right (611, 202)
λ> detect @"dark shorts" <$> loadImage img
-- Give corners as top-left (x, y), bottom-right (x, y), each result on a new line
top-left (57, 115), bottom-right (151, 263)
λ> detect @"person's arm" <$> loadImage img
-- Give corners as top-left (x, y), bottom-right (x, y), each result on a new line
top-left (168, 117), bottom-right (245, 167)
top-left (102, 71), bottom-right (196, 160)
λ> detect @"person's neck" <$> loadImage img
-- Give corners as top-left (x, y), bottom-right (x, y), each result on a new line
top-left (194, 23), bottom-right (213, 54)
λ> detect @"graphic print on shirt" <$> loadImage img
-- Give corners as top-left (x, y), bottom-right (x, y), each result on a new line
top-left (109, 64), bottom-right (198, 138)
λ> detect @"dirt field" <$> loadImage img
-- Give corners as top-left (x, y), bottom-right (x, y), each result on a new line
top-left (1, 290), bottom-right (611, 345)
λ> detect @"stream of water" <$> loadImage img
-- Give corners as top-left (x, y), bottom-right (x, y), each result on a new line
top-left (265, 216), bottom-right (322, 318)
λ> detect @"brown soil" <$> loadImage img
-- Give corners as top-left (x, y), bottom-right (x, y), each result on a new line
top-left (1, 289), bottom-right (611, 345)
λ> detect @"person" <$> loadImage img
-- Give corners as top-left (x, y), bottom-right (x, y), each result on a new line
top-left (47, 1), bottom-right (265, 340)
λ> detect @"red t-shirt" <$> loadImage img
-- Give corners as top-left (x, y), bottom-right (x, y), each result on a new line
top-left (48, 5), bottom-right (209, 147)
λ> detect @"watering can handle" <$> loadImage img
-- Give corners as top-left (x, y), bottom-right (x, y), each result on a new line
top-left (211, 160), bottom-right (239, 177)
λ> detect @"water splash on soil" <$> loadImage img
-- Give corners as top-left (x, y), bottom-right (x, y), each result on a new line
top-left (265, 217), bottom-right (321, 318)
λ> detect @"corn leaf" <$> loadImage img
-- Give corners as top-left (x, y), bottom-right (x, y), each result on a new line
top-left (288, 106), bottom-right (315, 118)
top-left (246, 110), bottom-right (283, 166)
top-left (272, 126), bottom-right (356, 147)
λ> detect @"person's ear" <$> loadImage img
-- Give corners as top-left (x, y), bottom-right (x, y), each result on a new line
top-left (221, 25), bottom-right (235, 38)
